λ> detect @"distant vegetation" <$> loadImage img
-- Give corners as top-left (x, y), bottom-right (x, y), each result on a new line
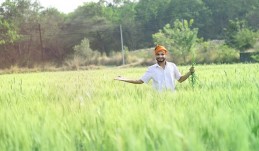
top-left (0, 0), bottom-right (259, 69)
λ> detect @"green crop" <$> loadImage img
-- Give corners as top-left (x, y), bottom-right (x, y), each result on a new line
top-left (0, 63), bottom-right (258, 151)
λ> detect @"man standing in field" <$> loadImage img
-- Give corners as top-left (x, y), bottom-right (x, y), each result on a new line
top-left (114, 45), bottom-right (195, 91)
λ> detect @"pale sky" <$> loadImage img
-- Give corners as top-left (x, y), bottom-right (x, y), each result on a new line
top-left (0, 0), bottom-right (102, 14)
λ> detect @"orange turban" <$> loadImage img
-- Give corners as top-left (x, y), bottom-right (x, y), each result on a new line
top-left (154, 45), bottom-right (168, 55)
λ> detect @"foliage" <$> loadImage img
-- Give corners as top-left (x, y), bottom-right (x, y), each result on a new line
top-left (203, 0), bottom-right (259, 38)
top-left (224, 19), bottom-right (247, 47)
top-left (38, 8), bottom-right (66, 62)
top-left (136, 0), bottom-right (170, 24)
top-left (153, 19), bottom-right (199, 63)
top-left (254, 38), bottom-right (259, 52)
top-left (251, 54), bottom-right (259, 62)
top-left (224, 19), bottom-right (257, 51)
top-left (215, 45), bottom-right (239, 63)
top-left (64, 3), bottom-right (116, 55)
top-left (195, 40), bottom-right (239, 64)
top-left (165, 0), bottom-right (212, 38)
top-left (0, 0), bottom-right (259, 68)
top-left (0, 0), bottom-right (43, 67)
top-left (134, 0), bottom-right (172, 48)
top-left (0, 0), bottom-right (41, 27)
top-left (246, 7), bottom-right (259, 29)
top-left (234, 29), bottom-right (257, 51)
top-left (0, 19), bottom-right (19, 45)
top-left (73, 38), bottom-right (100, 65)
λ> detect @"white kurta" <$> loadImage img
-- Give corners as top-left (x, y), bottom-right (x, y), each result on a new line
top-left (140, 62), bottom-right (181, 91)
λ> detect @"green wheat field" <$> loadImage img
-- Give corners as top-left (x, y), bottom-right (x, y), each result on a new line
top-left (0, 63), bottom-right (258, 151)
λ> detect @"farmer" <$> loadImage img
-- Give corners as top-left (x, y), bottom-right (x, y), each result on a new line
top-left (114, 45), bottom-right (195, 91)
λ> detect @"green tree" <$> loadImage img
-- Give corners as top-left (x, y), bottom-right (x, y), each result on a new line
top-left (153, 19), bottom-right (199, 63)
top-left (63, 2), bottom-right (114, 55)
top-left (224, 19), bottom-right (257, 51)
top-left (135, 0), bottom-right (171, 48)
top-left (165, 0), bottom-right (212, 38)
top-left (203, 0), bottom-right (259, 39)
top-left (0, 0), bottom-right (42, 67)
top-left (73, 38), bottom-right (100, 65)
top-left (0, 19), bottom-right (19, 45)
top-left (113, 1), bottom-right (139, 50)
top-left (224, 19), bottom-right (246, 47)
top-left (234, 29), bottom-right (257, 51)
top-left (246, 7), bottom-right (259, 29)
top-left (39, 8), bottom-right (66, 63)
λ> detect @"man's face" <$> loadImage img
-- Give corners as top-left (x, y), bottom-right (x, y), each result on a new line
top-left (156, 51), bottom-right (166, 63)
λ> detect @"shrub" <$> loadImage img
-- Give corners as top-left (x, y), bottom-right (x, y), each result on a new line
top-left (234, 29), bottom-right (257, 51)
top-left (196, 40), bottom-right (239, 64)
top-left (251, 54), bottom-right (259, 62)
top-left (65, 38), bottom-right (101, 68)
top-left (216, 45), bottom-right (239, 63)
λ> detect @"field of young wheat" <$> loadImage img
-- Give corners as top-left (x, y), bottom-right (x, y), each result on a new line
top-left (0, 63), bottom-right (258, 151)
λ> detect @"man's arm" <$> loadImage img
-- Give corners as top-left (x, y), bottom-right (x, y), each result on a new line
top-left (178, 66), bottom-right (195, 83)
top-left (114, 76), bottom-right (144, 84)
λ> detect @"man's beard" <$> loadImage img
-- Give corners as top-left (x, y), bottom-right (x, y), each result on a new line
top-left (156, 57), bottom-right (166, 63)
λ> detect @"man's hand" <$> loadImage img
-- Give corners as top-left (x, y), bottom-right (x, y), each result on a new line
top-left (114, 76), bottom-right (144, 84)
top-left (189, 66), bottom-right (195, 74)
top-left (178, 66), bottom-right (195, 83)
top-left (114, 76), bottom-right (125, 81)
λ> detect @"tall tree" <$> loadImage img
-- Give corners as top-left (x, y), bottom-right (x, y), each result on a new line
top-left (203, 0), bottom-right (259, 39)
top-left (39, 8), bottom-right (66, 63)
top-left (163, 0), bottom-right (211, 39)
top-left (135, 0), bottom-right (171, 47)
top-left (246, 7), bottom-right (259, 29)
top-left (63, 2), bottom-right (114, 55)
top-left (107, 1), bottom-right (139, 50)
top-left (0, 0), bottom-right (42, 67)
top-left (0, 18), bottom-right (19, 45)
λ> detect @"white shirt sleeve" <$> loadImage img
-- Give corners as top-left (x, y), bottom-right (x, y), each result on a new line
top-left (140, 67), bottom-right (153, 83)
top-left (173, 64), bottom-right (182, 80)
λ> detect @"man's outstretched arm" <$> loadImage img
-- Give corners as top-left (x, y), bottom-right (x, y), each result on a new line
top-left (178, 66), bottom-right (195, 83)
top-left (114, 76), bottom-right (144, 84)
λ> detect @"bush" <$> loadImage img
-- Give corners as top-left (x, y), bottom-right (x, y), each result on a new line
top-left (216, 45), bottom-right (239, 63)
top-left (196, 41), bottom-right (239, 64)
top-left (234, 29), bottom-right (257, 51)
top-left (251, 54), bottom-right (259, 62)
top-left (65, 38), bottom-right (101, 68)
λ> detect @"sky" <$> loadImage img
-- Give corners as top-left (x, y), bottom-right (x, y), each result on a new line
top-left (0, 0), bottom-right (102, 14)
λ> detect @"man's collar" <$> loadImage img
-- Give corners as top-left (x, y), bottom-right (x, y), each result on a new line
top-left (155, 61), bottom-right (167, 67)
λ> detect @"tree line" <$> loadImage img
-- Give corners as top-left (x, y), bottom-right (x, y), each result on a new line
top-left (0, 0), bottom-right (259, 68)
